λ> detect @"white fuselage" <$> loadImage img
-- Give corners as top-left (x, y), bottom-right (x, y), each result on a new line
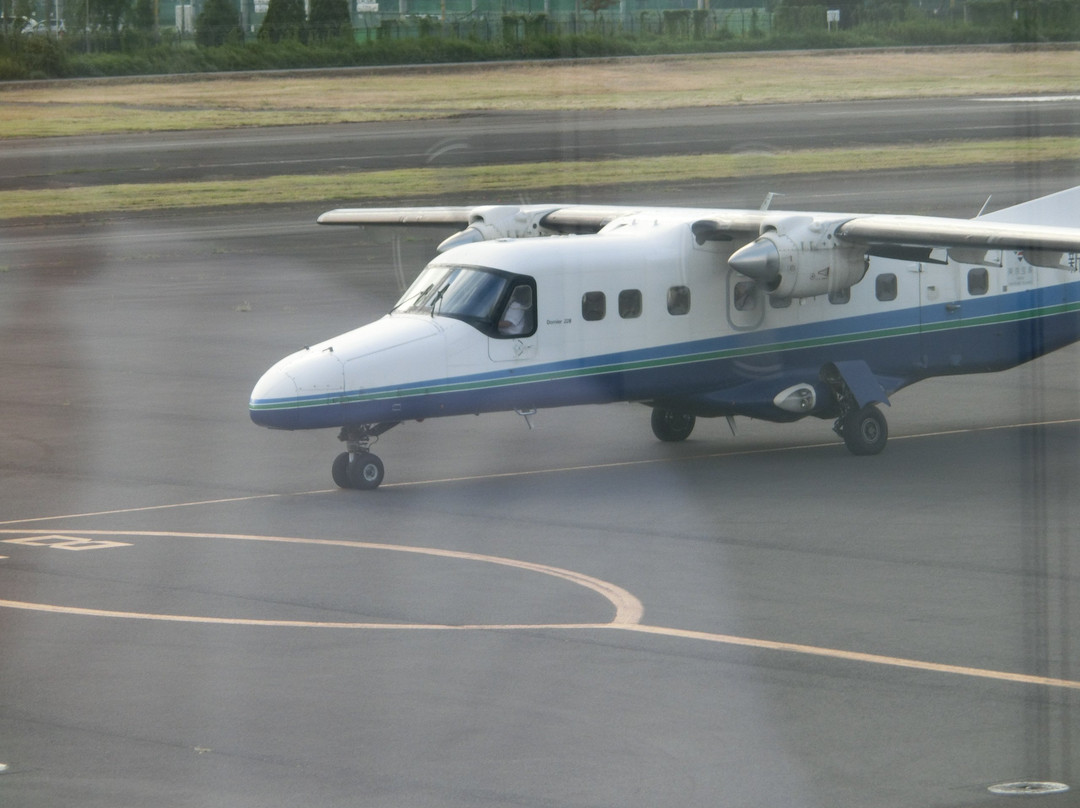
top-left (250, 214), bottom-right (1080, 431)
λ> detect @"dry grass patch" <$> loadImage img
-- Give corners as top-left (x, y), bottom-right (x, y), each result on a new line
top-left (3, 50), bottom-right (1080, 138)
top-left (0, 101), bottom-right (436, 138)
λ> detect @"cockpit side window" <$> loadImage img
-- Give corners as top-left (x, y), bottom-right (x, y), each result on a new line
top-left (396, 264), bottom-right (535, 338)
top-left (497, 283), bottom-right (536, 337)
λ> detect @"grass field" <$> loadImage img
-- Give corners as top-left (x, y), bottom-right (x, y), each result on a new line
top-left (4, 50), bottom-right (1079, 138)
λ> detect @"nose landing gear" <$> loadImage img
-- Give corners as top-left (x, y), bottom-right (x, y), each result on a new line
top-left (332, 451), bottom-right (385, 490)
top-left (333, 422), bottom-right (400, 490)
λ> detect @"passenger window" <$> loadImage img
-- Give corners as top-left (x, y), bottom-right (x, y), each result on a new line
top-left (618, 289), bottom-right (642, 319)
top-left (667, 285), bottom-right (691, 315)
top-left (876, 273), bottom-right (897, 302)
top-left (582, 291), bottom-right (606, 321)
top-left (968, 267), bottom-right (989, 296)
top-left (733, 281), bottom-right (758, 312)
top-left (769, 295), bottom-right (791, 309)
top-left (828, 287), bottom-right (850, 305)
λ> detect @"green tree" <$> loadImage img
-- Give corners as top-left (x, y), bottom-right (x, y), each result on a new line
top-left (308, 0), bottom-right (351, 42)
top-left (581, 0), bottom-right (618, 21)
top-left (92, 0), bottom-right (134, 34)
top-left (258, 0), bottom-right (305, 42)
top-left (13, 0), bottom-right (33, 15)
top-left (11, 0), bottom-right (35, 30)
top-left (195, 0), bottom-right (242, 45)
top-left (130, 0), bottom-right (157, 32)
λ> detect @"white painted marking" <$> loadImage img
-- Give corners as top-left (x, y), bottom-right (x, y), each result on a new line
top-left (976, 95), bottom-right (1080, 103)
top-left (3, 534), bottom-right (132, 551)
top-left (988, 781), bottom-right (1070, 795)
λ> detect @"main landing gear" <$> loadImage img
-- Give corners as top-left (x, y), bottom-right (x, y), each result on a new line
top-left (651, 406), bottom-right (696, 442)
top-left (833, 403), bottom-right (888, 456)
top-left (332, 422), bottom-right (400, 490)
top-left (821, 363), bottom-right (889, 456)
top-left (650, 397), bottom-right (889, 456)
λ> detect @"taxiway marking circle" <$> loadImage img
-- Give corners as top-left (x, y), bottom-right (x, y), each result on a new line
top-left (0, 529), bottom-right (644, 628)
top-left (3, 530), bottom-right (1080, 692)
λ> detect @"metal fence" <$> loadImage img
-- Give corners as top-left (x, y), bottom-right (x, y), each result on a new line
top-left (361, 8), bottom-right (770, 40)
top-left (168, 0), bottom-right (770, 39)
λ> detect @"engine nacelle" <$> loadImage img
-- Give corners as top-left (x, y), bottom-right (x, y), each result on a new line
top-left (728, 218), bottom-right (868, 299)
top-left (437, 205), bottom-right (551, 252)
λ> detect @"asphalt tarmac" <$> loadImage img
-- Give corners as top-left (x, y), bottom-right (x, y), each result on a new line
top-left (4, 95), bottom-right (1080, 189)
top-left (1, 97), bottom-right (1079, 808)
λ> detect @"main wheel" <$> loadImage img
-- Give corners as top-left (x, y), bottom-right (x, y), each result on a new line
top-left (347, 452), bottom-right (385, 490)
top-left (332, 451), bottom-right (351, 488)
top-left (840, 404), bottom-right (888, 456)
top-left (651, 407), bottom-right (696, 442)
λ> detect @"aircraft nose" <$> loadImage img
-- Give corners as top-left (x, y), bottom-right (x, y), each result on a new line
top-left (249, 363), bottom-right (300, 429)
top-left (250, 346), bottom-right (345, 430)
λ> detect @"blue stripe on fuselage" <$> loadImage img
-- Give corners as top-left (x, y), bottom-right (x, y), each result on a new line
top-left (251, 280), bottom-right (1080, 429)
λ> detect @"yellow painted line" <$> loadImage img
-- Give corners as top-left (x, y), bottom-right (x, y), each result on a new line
top-left (0, 492), bottom-right (310, 527)
top-left (0, 601), bottom-right (610, 631)
top-left (0, 529), bottom-right (644, 626)
top-left (0, 598), bottom-right (1077, 691)
top-left (2, 528), bottom-right (1079, 691)
top-left (617, 624), bottom-right (1080, 691)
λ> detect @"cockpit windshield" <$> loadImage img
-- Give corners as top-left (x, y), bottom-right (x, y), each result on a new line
top-left (393, 264), bottom-right (532, 336)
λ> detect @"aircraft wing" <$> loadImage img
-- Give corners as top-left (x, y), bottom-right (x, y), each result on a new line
top-left (319, 203), bottom-right (772, 244)
top-left (317, 207), bottom-right (476, 226)
top-left (538, 206), bottom-right (652, 233)
top-left (317, 204), bottom-right (682, 232)
top-left (317, 204), bottom-right (639, 242)
top-left (835, 214), bottom-right (1080, 262)
top-left (317, 203), bottom-right (1080, 266)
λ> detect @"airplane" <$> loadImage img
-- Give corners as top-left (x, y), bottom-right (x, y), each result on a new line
top-left (249, 185), bottom-right (1080, 490)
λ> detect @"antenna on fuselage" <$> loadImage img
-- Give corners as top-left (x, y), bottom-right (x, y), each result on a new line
top-left (760, 192), bottom-right (784, 211)
top-left (976, 195), bottom-right (993, 217)
top-left (392, 234), bottom-right (407, 292)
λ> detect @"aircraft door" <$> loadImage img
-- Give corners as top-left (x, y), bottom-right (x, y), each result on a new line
top-left (489, 282), bottom-right (538, 362)
top-left (918, 261), bottom-right (964, 370)
top-left (727, 269), bottom-right (766, 331)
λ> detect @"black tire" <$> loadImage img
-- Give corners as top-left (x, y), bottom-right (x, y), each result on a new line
top-left (347, 452), bottom-right (385, 490)
top-left (332, 451), bottom-right (352, 488)
top-left (651, 407), bottom-right (696, 442)
top-left (841, 404), bottom-right (888, 456)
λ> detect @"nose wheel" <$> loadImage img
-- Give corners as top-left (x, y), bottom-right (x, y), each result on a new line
top-left (333, 422), bottom-right (399, 491)
top-left (332, 451), bottom-right (385, 490)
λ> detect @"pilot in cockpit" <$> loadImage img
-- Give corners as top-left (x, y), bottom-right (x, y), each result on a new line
top-left (498, 285), bottom-right (534, 336)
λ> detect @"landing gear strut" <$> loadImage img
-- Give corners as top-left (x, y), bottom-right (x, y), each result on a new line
top-left (333, 422), bottom-right (400, 490)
